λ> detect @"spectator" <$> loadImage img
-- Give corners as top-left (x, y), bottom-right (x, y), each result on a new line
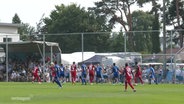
top-left (157, 65), bottom-right (163, 83)
top-left (65, 65), bottom-right (70, 82)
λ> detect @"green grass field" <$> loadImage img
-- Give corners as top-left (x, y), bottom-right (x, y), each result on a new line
top-left (0, 82), bottom-right (184, 104)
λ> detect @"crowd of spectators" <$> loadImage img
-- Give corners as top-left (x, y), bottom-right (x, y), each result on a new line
top-left (0, 55), bottom-right (184, 84)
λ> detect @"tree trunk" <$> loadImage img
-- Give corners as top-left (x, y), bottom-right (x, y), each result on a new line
top-left (176, 0), bottom-right (183, 47)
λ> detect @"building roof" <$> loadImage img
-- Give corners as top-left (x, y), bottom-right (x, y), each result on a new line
top-left (142, 48), bottom-right (184, 63)
top-left (0, 22), bottom-right (22, 27)
top-left (0, 41), bottom-right (61, 53)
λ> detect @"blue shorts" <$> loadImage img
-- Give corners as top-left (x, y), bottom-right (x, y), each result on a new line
top-left (96, 74), bottom-right (102, 78)
top-left (113, 73), bottom-right (119, 78)
top-left (150, 75), bottom-right (155, 79)
top-left (59, 73), bottom-right (65, 78)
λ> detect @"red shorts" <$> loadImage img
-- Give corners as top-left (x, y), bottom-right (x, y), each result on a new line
top-left (71, 72), bottom-right (76, 78)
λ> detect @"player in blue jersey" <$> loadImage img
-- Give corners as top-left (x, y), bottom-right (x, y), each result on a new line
top-left (81, 63), bottom-right (87, 85)
top-left (148, 64), bottom-right (157, 84)
top-left (112, 63), bottom-right (120, 84)
top-left (95, 64), bottom-right (103, 83)
top-left (50, 62), bottom-right (62, 88)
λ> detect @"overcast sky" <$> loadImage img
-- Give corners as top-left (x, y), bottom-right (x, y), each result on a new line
top-left (0, 0), bottom-right (100, 27)
top-left (0, 0), bottom-right (156, 31)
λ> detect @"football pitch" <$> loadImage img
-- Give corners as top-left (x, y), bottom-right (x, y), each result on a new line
top-left (0, 82), bottom-right (184, 104)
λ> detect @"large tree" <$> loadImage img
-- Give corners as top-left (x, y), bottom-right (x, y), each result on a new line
top-left (166, 0), bottom-right (184, 47)
top-left (12, 13), bottom-right (22, 35)
top-left (20, 23), bottom-right (35, 41)
top-left (89, 0), bottom-right (153, 51)
top-left (132, 10), bottom-right (154, 53)
top-left (12, 13), bottom-right (35, 41)
top-left (108, 30), bottom-right (125, 52)
top-left (12, 13), bottom-right (21, 24)
top-left (149, 0), bottom-right (161, 53)
top-left (43, 4), bottom-right (111, 53)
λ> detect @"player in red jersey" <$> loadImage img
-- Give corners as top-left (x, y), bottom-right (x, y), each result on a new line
top-left (123, 63), bottom-right (136, 92)
top-left (134, 62), bottom-right (144, 85)
top-left (71, 62), bottom-right (77, 85)
top-left (50, 62), bottom-right (56, 82)
top-left (88, 63), bottom-right (95, 85)
top-left (32, 64), bottom-right (41, 84)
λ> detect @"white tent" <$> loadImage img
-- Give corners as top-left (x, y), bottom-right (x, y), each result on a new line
top-left (61, 52), bottom-right (95, 65)
top-left (102, 56), bottom-right (131, 67)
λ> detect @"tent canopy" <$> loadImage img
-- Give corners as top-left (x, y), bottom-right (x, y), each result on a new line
top-left (78, 55), bottom-right (105, 65)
